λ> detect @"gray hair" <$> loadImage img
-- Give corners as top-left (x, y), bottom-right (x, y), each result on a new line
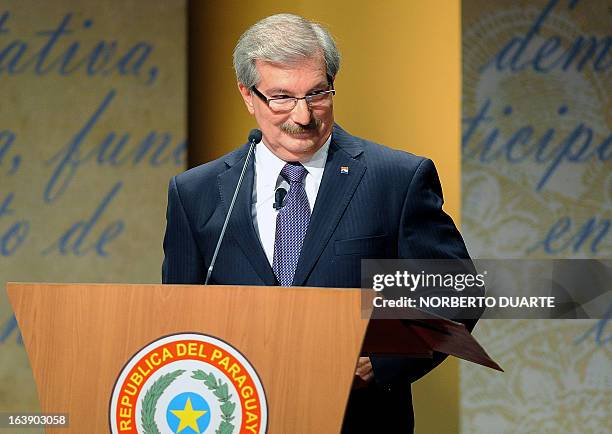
top-left (233, 13), bottom-right (340, 88)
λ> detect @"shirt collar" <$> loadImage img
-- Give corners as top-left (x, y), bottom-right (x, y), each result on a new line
top-left (255, 133), bottom-right (331, 187)
top-left (300, 134), bottom-right (330, 182)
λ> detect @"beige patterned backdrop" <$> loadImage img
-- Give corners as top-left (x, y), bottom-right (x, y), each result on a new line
top-left (0, 0), bottom-right (185, 421)
top-left (461, 0), bottom-right (610, 432)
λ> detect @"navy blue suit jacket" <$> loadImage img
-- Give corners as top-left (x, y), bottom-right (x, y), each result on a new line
top-left (162, 124), bottom-right (472, 429)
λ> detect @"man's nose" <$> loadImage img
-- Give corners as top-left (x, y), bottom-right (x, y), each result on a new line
top-left (290, 98), bottom-right (312, 125)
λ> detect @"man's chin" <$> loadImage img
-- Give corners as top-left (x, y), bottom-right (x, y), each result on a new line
top-left (275, 139), bottom-right (319, 160)
top-left (283, 130), bottom-right (317, 141)
top-left (280, 133), bottom-right (317, 148)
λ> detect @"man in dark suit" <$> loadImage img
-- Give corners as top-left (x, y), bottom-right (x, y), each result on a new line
top-left (163, 13), bottom-right (473, 433)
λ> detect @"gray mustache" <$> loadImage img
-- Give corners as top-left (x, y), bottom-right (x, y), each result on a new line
top-left (280, 118), bottom-right (322, 134)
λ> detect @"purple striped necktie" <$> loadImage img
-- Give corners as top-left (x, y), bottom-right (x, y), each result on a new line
top-left (273, 162), bottom-right (311, 286)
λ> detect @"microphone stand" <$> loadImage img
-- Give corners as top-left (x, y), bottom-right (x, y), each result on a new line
top-left (205, 131), bottom-right (259, 285)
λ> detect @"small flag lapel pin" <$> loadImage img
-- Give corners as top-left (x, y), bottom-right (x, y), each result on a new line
top-left (340, 166), bottom-right (349, 175)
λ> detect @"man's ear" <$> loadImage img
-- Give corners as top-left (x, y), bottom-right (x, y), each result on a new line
top-left (238, 82), bottom-right (255, 115)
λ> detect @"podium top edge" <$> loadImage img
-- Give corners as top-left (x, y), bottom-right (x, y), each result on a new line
top-left (6, 282), bottom-right (364, 293)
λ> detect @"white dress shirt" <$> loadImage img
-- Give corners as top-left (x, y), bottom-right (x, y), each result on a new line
top-left (252, 135), bottom-right (331, 266)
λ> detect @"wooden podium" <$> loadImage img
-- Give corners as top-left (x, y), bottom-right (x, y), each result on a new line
top-left (7, 283), bottom-right (500, 433)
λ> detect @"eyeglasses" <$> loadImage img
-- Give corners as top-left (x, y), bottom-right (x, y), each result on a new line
top-left (250, 85), bottom-right (336, 114)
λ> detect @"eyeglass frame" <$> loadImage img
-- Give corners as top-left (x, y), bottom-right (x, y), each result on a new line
top-left (250, 75), bottom-right (336, 113)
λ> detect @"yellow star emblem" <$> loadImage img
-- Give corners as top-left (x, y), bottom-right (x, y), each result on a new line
top-left (170, 397), bottom-right (207, 433)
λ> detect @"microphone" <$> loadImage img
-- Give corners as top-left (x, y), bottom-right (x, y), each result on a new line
top-left (205, 129), bottom-right (261, 285)
top-left (248, 128), bottom-right (262, 145)
top-left (273, 187), bottom-right (287, 210)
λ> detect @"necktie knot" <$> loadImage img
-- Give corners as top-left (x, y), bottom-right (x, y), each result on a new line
top-left (281, 162), bottom-right (308, 184)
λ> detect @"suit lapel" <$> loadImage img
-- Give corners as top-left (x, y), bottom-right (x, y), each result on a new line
top-left (217, 145), bottom-right (277, 285)
top-left (292, 126), bottom-right (366, 286)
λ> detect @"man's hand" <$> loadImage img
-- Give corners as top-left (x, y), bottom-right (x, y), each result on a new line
top-left (355, 357), bottom-right (374, 383)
